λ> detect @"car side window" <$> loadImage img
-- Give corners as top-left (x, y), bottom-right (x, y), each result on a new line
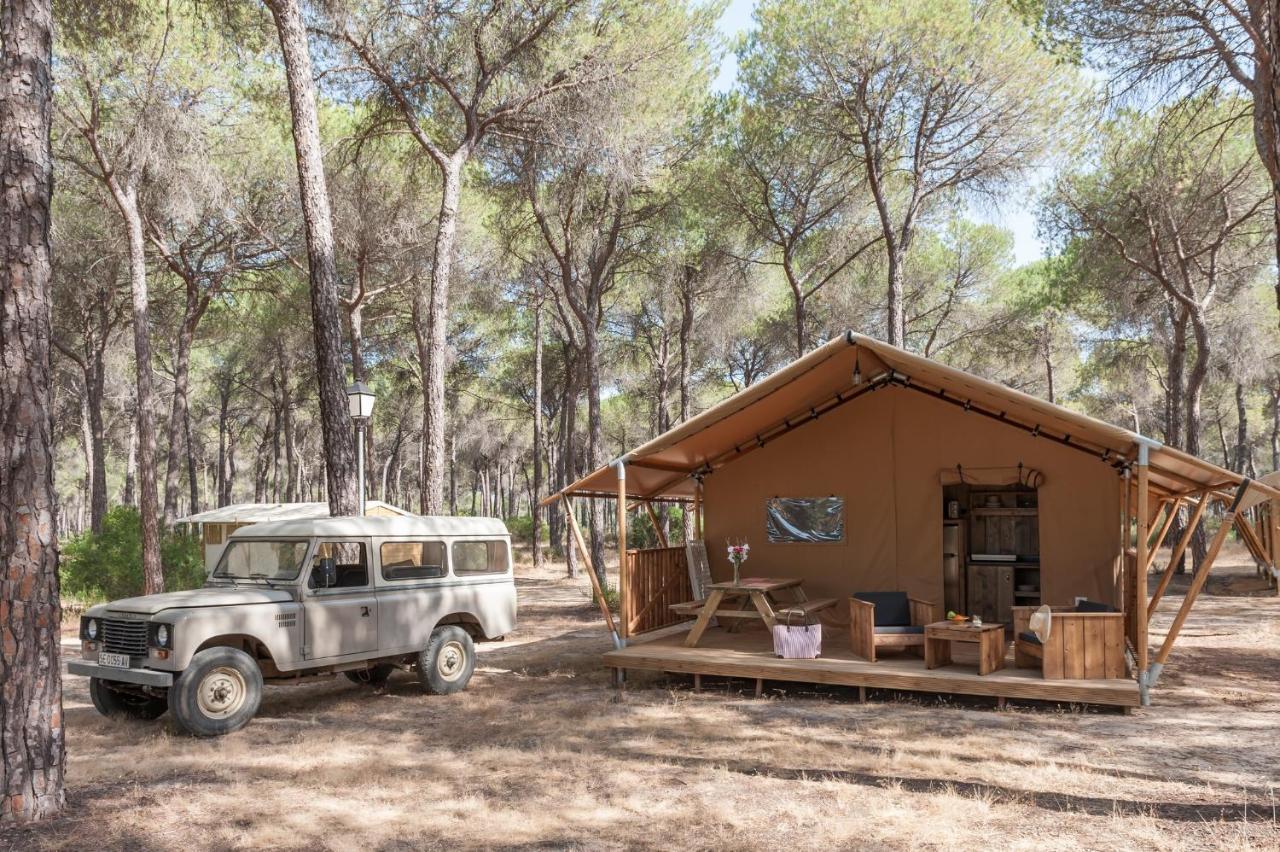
top-left (380, 541), bottom-right (446, 581)
top-left (451, 540), bottom-right (509, 576)
top-left (308, 541), bottom-right (369, 589)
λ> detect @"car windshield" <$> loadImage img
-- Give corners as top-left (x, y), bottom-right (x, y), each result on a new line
top-left (213, 539), bottom-right (309, 581)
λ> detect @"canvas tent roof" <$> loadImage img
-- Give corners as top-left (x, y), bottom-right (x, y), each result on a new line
top-left (178, 500), bottom-right (415, 524)
top-left (553, 332), bottom-right (1279, 505)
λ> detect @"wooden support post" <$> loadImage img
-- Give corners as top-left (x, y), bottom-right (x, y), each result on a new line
top-left (1119, 469), bottom-right (1131, 606)
top-left (564, 495), bottom-right (621, 645)
top-left (1144, 498), bottom-right (1181, 572)
top-left (1147, 496), bottom-right (1209, 622)
top-left (1134, 458), bottom-right (1150, 676)
top-left (754, 678), bottom-right (763, 698)
top-left (997, 696), bottom-right (1007, 711)
top-left (858, 685), bottom-right (867, 704)
top-left (617, 461), bottom-right (629, 641)
top-left (643, 501), bottom-right (668, 548)
top-left (693, 673), bottom-right (701, 692)
top-left (1152, 481), bottom-right (1250, 668)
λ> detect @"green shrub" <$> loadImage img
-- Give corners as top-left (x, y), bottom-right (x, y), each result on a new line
top-left (627, 505), bottom-right (686, 548)
top-left (60, 506), bottom-right (206, 604)
top-left (505, 514), bottom-right (549, 544)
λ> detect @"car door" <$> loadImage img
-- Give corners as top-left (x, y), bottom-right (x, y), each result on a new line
top-left (303, 539), bottom-right (378, 660)
top-left (375, 538), bottom-right (449, 654)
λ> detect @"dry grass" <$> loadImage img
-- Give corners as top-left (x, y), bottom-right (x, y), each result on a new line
top-left (4, 545), bottom-right (1280, 850)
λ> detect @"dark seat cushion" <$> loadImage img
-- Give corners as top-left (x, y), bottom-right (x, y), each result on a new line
top-left (1018, 631), bottom-right (1043, 646)
top-left (874, 625), bottom-right (924, 635)
top-left (1075, 599), bottom-right (1117, 613)
top-left (854, 591), bottom-right (910, 626)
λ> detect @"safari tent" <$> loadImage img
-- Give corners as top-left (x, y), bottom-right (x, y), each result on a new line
top-left (549, 332), bottom-right (1280, 708)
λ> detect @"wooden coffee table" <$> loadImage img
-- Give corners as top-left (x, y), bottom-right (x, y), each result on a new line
top-left (924, 621), bottom-right (1007, 676)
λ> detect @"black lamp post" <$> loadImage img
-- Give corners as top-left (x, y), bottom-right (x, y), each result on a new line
top-left (346, 382), bottom-right (375, 516)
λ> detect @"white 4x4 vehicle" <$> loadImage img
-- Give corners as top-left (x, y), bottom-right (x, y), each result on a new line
top-left (69, 516), bottom-right (516, 736)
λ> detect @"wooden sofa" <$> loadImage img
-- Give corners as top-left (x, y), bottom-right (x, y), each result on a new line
top-left (848, 592), bottom-right (940, 663)
top-left (1012, 602), bottom-right (1126, 680)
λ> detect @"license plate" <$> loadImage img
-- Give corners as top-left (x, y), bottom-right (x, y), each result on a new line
top-left (99, 652), bottom-right (131, 668)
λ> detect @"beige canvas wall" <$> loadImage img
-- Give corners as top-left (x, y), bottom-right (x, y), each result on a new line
top-left (703, 386), bottom-right (1122, 624)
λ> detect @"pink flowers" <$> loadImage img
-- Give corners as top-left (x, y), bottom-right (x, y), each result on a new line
top-left (727, 540), bottom-right (749, 584)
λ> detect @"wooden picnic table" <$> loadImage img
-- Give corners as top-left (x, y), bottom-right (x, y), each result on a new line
top-left (681, 577), bottom-right (837, 648)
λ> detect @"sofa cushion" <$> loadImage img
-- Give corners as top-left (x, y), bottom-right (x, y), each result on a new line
top-left (854, 591), bottom-right (910, 626)
top-left (874, 625), bottom-right (924, 635)
top-left (1075, 599), bottom-right (1117, 613)
top-left (1018, 631), bottom-right (1043, 646)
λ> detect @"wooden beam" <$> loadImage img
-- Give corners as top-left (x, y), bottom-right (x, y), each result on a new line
top-left (1147, 495), bottom-right (1210, 622)
top-left (618, 463), bottom-right (629, 640)
top-left (1134, 460), bottom-right (1149, 675)
top-left (1144, 498), bottom-right (1181, 572)
top-left (1152, 482), bottom-right (1250, 666)
top-left (626, 458), bottom-right (695, 474)
top-left (564, 495), bottom-right (620, 643)
top-left (1234, 512), bottom-right (1270, 567)
top-left (643, 501), bottom-right (669, 548)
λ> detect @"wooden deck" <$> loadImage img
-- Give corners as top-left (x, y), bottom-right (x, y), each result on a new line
top-left (604, 625), bottom-right (1140, 708)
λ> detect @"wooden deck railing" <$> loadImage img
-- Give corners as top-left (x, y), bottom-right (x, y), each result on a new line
top-left (624, 546), bottom-right (693, 636)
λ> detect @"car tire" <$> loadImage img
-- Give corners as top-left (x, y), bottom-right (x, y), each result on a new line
top-left (170, 646), bottom-right (263, 737)
top-left (89, 677), bottom-right (168, 721)
top-left (417, 626), bottom-right (475, 695)
top-left (344, 663), bottom-right (395, 687)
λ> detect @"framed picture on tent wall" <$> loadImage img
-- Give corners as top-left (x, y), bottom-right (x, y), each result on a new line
top-left (765, 496), bottom-right (845, 543)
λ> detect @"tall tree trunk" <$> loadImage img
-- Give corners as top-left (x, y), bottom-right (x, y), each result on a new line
top-left (448, 434), bottom-right (457, 514)
top-left (162, 315), bottom-right (197, 525)
top-left (1185, 307), bottom-right (1211, 570)
top-left (417, 155), bottom-right (464, 514)
top-left (107, 181), bottom-right (163, 594)
top-left (266, 0), bottom-right (357, 517)
top-left (123, 417), bottom-right (137, 506)
top-left (184, 396), bottom-right (199, 515)
top-left (281, 375), bottom-right (296, 503)
top-left (83, 364), bottom-right (107, 533)
top-left (1234, 382), bottom-right (1252, 475)
top-left (584, 323), bottom-right (606, 588)
top-left (217, 388), bottom-right (229, 507)
top-left (0, 0), bottom-right (64, 820)
top-left (1270, 387), bottom-right (1279, 472)
top-left (679, 266), bottom-right (693, 423)
top-left (532, 289), bottom-right (544, 570)
top-left (559, 352), bottom-right (579, 574)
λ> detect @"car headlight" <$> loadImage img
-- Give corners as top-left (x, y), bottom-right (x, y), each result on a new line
top-left (150, 622), bottom-right (172, 649)
top-left (83, 617), bottom-right (98, 640)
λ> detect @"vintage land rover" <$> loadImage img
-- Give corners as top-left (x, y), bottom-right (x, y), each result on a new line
top-left (68, 515), bottom-right (516, 736)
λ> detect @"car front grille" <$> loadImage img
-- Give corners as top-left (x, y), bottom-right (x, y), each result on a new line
top-left (102, 619), bottom-right (148, 657)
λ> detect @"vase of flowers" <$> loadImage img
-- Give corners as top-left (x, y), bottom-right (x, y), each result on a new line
top-left (726, 540), bottom-right (750, 585)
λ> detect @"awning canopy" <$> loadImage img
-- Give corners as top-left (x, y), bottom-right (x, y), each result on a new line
top-left (551, 332), bottom-right (1279, 505)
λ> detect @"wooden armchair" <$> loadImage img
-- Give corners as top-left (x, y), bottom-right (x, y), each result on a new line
top-left (848, 591), bottom-right (940, 663)
top-left (1012, 601), bottom-right (1126, 680)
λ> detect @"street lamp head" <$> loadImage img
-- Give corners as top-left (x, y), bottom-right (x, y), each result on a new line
top-left (346, 381), bottom-right (376, 420)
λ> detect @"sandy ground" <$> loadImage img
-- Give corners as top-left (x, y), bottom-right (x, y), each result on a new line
top-left (4, 544), bottom-right (1279, 850)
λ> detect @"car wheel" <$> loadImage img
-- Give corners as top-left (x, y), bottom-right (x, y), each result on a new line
top-left (170, 646), bottom-right (263, 737)
top-left (344, 663), bottom-right (395, 687)
top-left (89, 677), bottom-right (168, 721)
top-left (417, 626), bottom-right (475, 695)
